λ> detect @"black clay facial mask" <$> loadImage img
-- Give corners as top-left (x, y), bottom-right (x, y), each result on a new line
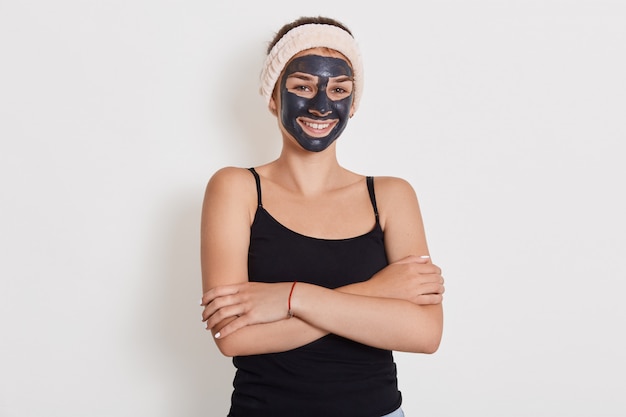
top-left (279, 55), bottom-right (354, 152)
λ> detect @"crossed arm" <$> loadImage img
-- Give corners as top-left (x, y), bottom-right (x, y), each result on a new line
top-left (200, 168), bottom-right (444, 357)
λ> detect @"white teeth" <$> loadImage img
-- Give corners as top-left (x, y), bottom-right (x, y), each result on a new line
top-left (305, 122), bottom-right (330, 130)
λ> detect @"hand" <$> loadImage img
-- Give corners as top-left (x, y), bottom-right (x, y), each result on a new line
top-left (201, 282), bottom-right (293, 338)
top-left (366, 255), bottom-right (445, 305)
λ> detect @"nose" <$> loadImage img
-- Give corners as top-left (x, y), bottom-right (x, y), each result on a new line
top-left (309, 90), bottom-right (332, 116)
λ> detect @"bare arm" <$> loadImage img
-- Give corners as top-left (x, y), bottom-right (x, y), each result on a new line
top-left (288, 177), bottom-right (444, 352)
top-left (201, 167), bottom-right (330, 355)
top-left (202, 173), bottom-right (444, 355)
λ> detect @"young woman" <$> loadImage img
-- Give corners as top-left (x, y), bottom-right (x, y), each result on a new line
top-left (200, 16), bottom-right (445, 417)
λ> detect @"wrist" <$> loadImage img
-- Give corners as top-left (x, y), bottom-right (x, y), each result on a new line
top-left (336, 280), bottom-right (372, 297)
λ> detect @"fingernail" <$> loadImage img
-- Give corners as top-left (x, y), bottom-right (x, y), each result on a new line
top-left (420, 255), bottom-right (430, 259)
top-left (214, 332), bottom-right (221, 339)
top-left (199, 299), bottom-right (203, 306)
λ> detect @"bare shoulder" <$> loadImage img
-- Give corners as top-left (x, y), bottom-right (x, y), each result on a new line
top-left (205, 166), bottom-right (256, 199)
top-left (201, 167), bottom-right (256, 292)
top-left (372, 176), bottom-right (419, 205)
top-left (371, 176), bottom-right (424, 236)
top-left (207, 166), bottom-right (254, 189)
top-left (203, 166), bottom-right (258, 219)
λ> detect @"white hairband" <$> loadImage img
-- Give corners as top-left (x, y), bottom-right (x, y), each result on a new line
top-left (259, 23), bottom-right (364, 112)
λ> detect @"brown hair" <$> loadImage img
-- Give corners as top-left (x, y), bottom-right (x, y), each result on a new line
top-left (266, 16), bottom-right (353, 54)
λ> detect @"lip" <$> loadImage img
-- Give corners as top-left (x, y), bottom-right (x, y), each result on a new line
top-left (298, 118), bottom-right (337, 137)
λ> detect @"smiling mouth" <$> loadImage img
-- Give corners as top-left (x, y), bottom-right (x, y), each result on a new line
top-left (305, 121), bottom-right (330, 129)
top-left (300, 119), bottom-right (336, 136)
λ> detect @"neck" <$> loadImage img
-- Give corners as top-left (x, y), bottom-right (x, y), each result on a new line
top-left (272, 140), bottom-right (347, 196)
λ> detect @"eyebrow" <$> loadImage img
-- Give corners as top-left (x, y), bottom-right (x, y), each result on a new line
top-left (286, 73), bottom-right (317, 81)
top-left (287, 73), bottom-right (353, 82)
top-left (332, 75), bottom-right (354, 82)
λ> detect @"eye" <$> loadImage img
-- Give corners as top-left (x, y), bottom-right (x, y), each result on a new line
top-left (327, 82), bottom-right (353, 100)
top-left (328, 77), bottom-right (353, 94)
top-left (285, 77), bottom-right (316, 96)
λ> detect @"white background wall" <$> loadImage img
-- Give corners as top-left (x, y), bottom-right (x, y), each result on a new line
top-left (1, 1), bottom-right (625, 416)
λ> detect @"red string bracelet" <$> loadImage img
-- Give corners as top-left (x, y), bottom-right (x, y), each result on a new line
top-left (287, 281), bottom-right (297, 318)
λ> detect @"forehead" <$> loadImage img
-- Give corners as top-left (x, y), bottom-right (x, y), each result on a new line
top-left (283, 51), bottom-right (353, 79)
top-left (292, 47), bottom-right (351, 63)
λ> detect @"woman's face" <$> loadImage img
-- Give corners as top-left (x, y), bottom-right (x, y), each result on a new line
top-left (275, 49), bottom-right (354, 152)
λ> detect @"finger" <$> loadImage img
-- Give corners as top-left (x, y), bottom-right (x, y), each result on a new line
top-left (415, 264), bottom-right (442, 275)
top-left (214, 316), bottom-right (248, 339)
top-left (420, 273), bottom-right (444, 284)
top-left (201, 285), bottom-right (240, 306)
top-left (419, 282), bottom-right (445, 296)
top-left (395, 255), bottom-right (431, 265)
top-left (402, 262), bottom-right (441, 277)
top-left (415, 293), bottom-right (444, 305)
top-left (202, 293), bottom-right (240, 321)
top-left (206, 304), bottom-right (246, 330)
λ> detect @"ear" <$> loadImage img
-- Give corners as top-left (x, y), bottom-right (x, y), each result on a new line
top-left (349, 103), bottom-right (356, 118)
top-left (268, 97), bottom-right (278, 116)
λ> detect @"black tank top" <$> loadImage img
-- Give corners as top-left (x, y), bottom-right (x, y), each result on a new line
top-left (228, 168), bottom-right (402, 417)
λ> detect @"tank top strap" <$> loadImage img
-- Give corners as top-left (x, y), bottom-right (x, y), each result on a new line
top-left (248, 167), bottom-right (263, 207)
top-left (366, 176), bottom-right (379, 219)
